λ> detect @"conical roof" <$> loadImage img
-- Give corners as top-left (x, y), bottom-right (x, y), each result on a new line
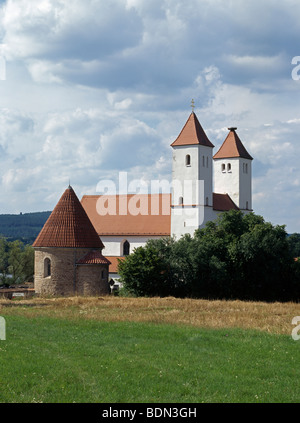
top-left (33, 186), bottom-right (104, 249)
top-left (213, 128), bottom-right (253, 160)
top-left (171, 112), bottom-right (214, 148)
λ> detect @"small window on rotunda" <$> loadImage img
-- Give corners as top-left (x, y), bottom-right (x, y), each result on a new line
top-left (227, 163), bottom-right (231, 172)
top-left (44, 258), bottom-right (51, 278)
top-left (222, 164), bottom-right (226, 172)
top-left (179, 196), bottom-right (184, 205)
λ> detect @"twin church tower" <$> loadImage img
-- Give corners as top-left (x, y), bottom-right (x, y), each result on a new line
top-left (170, 110), bottom-right (253, 238)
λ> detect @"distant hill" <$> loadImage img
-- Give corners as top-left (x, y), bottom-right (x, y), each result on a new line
top-left (0, 211), bottom-right (51, 244)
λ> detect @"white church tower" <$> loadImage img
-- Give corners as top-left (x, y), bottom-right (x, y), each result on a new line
top-left (213, 127), bottom-right (253, 211)
top-left (170, 111), bottom-right (215, 238)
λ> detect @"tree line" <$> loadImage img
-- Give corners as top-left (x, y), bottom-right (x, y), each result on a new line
top-left (119, 210), bottom-right (300, 302)
top-left (0, 211), bottom-right (51, 244)
top-left (0, 238), bottom-right (34, 286)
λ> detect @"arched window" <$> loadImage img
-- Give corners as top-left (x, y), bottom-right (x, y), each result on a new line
top-left (202, 156), bottom-right (205, 167)
top-left (185, 154), bottom-right (191, 166)
top-left (246, 201), bottom-right (249, 210)
top-left (227, 163), bottom-right (231, 172)
top-left (206, 156), bottom-right (209, 168)
top-left (123, 240), bottom-right (130, 256)
top-left (222, 164), bottom-right (226, 172)
top-left (179, 196), bottom-right (183, 205)
top-left (206, 197), bottom-right (209, 206)
top-left (44, 258), bottom-right (51, 277)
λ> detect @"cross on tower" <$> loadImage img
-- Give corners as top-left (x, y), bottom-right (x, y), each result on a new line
top-left (191, 99), bottom-right (195, 112)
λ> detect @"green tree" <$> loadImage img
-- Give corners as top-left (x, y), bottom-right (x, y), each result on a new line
top-left (0, 237), bottom-right (10, 285)
top-left (118, 211), bottom-right (300, 302)
top-left (287, 233), bottom-right (300, 258)
top-left (8, 240), bottom-right (34, 284)
top-left (118, 244), bottom-right (168, 297)
top-left (230, 222), bottom-right (296, 301)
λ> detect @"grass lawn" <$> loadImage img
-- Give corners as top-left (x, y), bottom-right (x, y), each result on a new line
top-left (0, 297), bottom-right (300, 403)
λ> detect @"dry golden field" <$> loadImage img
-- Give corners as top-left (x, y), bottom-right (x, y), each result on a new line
top-left (1, 295), bottom-right (299, 335)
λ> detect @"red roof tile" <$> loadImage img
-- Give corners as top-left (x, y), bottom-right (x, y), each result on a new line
top-left (33, 186), bottom-right (104, 249)
top-left (77, 250), bottom-right (111, 265)
top-left (171, 112), bottom-right (214, 148)
top-left (213, 128), bottom-right (253, 160)
top-left (105, 256), bottom-right (125, 273)
top-left (213, 193), bottom-right (239, 211)
top-left (81, 194), bottom-right (171, 236)
top-left (81, 192), bottom-right (239, 236)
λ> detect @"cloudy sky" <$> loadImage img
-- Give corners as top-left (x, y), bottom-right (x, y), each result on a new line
top-left (0, 0), bottom-right (300, 233)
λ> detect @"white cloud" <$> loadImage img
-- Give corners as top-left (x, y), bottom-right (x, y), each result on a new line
top-left (0, 0), bottom-right (299, 233)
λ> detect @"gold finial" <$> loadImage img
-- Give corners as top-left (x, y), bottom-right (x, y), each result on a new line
top-left (191, 99), bottom-right (195, 112)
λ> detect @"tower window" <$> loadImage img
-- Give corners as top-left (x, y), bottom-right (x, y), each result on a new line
top-left (206, 197), bottom-right (209, 206)
top-left (179, 196), bottom-right (183, 205)
top-left (44, 258), bottom-right (51, 277)
top-left (227, 163), bottom-right (231, 172)
top-left (246, 201), bottom-right (249, 210)
top-left (206, 156), bottom-right (209, 168)
top-left (202, 156), bottom-right (205, 167)
top-left (123, 240), bottom-right (130, 256)
top-left (222, 164), bottom-right (226, 172)
top-left (185, 154), bottom-right (191, 166)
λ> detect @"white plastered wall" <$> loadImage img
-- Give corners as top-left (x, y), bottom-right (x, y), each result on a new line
top-left (101, 235), bottom-right (164, 256)
top-left (213, 158), bottom-right (252, 210)
top-left (171, 144), bottom-right (213, 238)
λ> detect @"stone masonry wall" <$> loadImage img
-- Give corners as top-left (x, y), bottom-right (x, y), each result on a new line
top-left (34, 247), bottom-right (92, 296)
top-left (76, 264), bottom-right (109, 296)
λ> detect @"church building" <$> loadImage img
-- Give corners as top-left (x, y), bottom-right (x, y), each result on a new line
top-left (81, 110), bottom-right (253, 280)
top-left (33, 185), bottom-right (111, 296)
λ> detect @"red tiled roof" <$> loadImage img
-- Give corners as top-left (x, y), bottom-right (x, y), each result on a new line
top-left (77, 250), bottom-right (111, 265)
top-left (81, 194), bottom-right (171, 236)
top-left (213, 193), bottom-right (239, 211)
top-left (81, 192), bottom-right (239, 236)
top-left (171, 112), bottom-right (214, 148)
top-left (213, 128), bottom-right (253, 160)
top-left (105, 256), bottom-right (125, 273)
top-left (33, 186), bottom-right (104, 249)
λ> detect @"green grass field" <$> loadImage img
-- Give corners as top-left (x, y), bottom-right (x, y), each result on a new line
top-left (0, 308), bottom-right (300, 403)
